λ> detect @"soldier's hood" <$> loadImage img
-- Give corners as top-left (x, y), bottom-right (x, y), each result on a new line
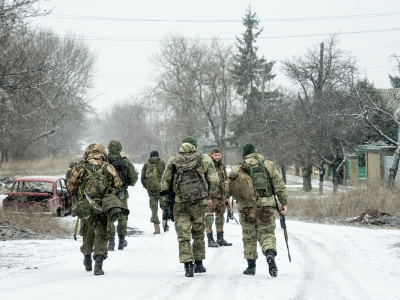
top-left (179, 143), bottom-right (197, 154)
top-left (82, 142), bottom-right (108, 165)
top-left (244, 152), bottom-right (265, 165)
top-left (148, 157), bottom-right (160, 164)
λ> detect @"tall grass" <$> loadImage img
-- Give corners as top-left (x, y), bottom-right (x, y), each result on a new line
top-left (289, 181), bottom-right (400, 223)
top-left (0, 157), bottom-right (75, 177)
top-left (0, 210), bottom-right (73, 240)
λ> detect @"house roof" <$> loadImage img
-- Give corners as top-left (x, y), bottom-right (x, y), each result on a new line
top-left (377, 88), bottom-right (400, 115)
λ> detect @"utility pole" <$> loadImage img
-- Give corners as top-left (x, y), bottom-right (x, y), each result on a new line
top-left (317, 42), bottom-right (324, 98)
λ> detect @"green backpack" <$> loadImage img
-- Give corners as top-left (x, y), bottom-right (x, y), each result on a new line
top-left (82, 161), bottom-right (110, 200)
top-left (173, 153), bottom-right (208, 203)
top-left (145, 162), bottom-right (160, 191)
top-left (246, 160), bottom-right (272, 198)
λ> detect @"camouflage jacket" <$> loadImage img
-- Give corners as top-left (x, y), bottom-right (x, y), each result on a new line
top-left (229, 153), bottom-right (288, 211)
top-left (141, 157), bottom-right (166, 190)
top-left (211, 160), bottom-right (228, 199)
top-left (160, 143), bottom-right (219, 204)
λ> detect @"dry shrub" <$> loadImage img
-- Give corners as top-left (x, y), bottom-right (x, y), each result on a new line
top-left (0, 209), bottom-right (73, 240)
top-left (289, 180), bottom-right (400, 223)
top-left (0, 157), bottom-right (76, 178)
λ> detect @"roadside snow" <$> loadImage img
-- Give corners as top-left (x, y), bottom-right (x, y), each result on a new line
top-left (0, 164), bottom-right (399, 299)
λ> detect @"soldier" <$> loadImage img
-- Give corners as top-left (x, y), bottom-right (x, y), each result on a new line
top-left (141, 150), bottom-right (166, 234)
top-left (67, 142), bottom-right (122, 275)
top-left (107, 140), bottom-right (138, 251)
top-left (228, 144), bottom-right (288, 277)
top-left (205, 147), bottom-right (232, 247)
top-left (160, 136), bottom-right (219, 277)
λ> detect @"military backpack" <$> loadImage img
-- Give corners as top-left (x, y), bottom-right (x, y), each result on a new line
top-left (72, 161), bottom-right (110, 219)
top-left (144, 162), bottom-right (160, 191)
top-left (173, 153), bottom-right (208, 202)
top-left (82, 161), bottom-right (110, 200)
top-left (245, 160), bottom-right (272, 198)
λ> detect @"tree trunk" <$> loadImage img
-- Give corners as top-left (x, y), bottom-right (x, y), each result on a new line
top-left (332, 163), bottom-right (338, 194)
top-left (281, 165), bottom-right (287, 184)
top-left (319, 166), bottom-right (325, 194)
top-left (388, 144), bottom-right (400, 188)
top-left (302, 164), bottom-right (313, 192)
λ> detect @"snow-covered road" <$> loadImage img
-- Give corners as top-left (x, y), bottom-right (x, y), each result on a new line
top-left (1, 166), bottom-right (400, 300)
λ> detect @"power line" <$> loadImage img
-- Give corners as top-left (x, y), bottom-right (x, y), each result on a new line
top-left (65, 27), bottom-right (400, 42)
top-left (41, 11), bottom-right (400, 23)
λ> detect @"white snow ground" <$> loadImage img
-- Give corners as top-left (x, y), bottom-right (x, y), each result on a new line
top-left (1, 165), bottom-right (400, 300)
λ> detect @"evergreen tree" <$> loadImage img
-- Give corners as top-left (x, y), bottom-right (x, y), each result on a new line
top-left (230, 6), bottom-right (278, 144)
top-left (388, 55), bottom-right (400, 88)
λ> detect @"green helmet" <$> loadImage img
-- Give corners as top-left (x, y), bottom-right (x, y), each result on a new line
top-left (108, 139), bottom-right (122, 152)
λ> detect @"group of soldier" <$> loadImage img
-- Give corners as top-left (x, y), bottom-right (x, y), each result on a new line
top-left (66, 136), bottom-right (288, 278)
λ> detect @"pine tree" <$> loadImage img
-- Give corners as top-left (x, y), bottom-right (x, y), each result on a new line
top-left (230, 6), bottom-right (278, 143)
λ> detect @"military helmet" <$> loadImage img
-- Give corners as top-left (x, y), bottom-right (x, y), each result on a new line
top-left (108, 139), bottom-right (122, 152)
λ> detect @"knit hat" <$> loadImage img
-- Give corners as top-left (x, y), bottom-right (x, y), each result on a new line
top-left (210, 147), bottom-right (221, 154)
top-left (182, 136), bottom-right (197, 148)
top-left (150, 150), bottom-right (159, 158)
top-left (242, 143), bottom-right (256, 157)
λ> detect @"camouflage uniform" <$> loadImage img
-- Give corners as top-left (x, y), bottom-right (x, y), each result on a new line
top-left (67, 143), bottom-right (122, 274)
top-left (141, 156), bottom-right (166, 225)
top-left (229, 152), bottom-right (287, 264)
top-left (205, 159), bottom-right (228, 234)
top-left (108, 149), bottom-right (138, 236)
top-left (160, 142), bottom-right (219, 266)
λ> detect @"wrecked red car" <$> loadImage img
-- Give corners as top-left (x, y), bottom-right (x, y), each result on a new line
top-left (3, 176), bottom-right (74, 216)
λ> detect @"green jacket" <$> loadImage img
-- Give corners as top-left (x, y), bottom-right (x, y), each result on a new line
top-left (230, 153), bottom-right (288, 211)
top-left (160, 143), bottom-right (219, 204)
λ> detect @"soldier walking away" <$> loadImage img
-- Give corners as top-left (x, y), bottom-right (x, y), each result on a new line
top-left (205, 147), bottom-right (232, 247)
top-left (141, 150), bottom-right (166, 234)
top-left (227, 144), bottom-right (288, 277)
top-left (107, 140), bottom-right (138, 251)
top-left (67, 142), bottom-right (124, 275)
top-left (160, 136), bottom-right (219, 277)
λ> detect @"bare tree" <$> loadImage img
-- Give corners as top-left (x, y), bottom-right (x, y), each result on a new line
top-left (279, 35), bottom-right (360, 192)
top-left (151, 33), bottom-right (238, 153)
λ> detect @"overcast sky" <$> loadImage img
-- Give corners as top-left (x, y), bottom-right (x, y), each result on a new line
top-left (34, 0), bottom-right (400, 113)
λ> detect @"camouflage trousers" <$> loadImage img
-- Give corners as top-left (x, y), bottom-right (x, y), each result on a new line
top-left (110, 196), bottom-right (128, 235)
top-left (205, 197), bottom-right (225, 234)
top-left (173, 201), bottom-right (207, 263)
top-left (148, 190), bottom-right (165, 224)
top-left (239, 206), bottom-right (276, 260)
top-left (80, 214), bottom-right (110, 259)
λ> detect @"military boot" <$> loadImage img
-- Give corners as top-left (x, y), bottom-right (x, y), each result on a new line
top-left (243, 259), bottom-right (256, 275)
top-left (108, 233), bottom-right (115, 251)
top-left (83, 254), bottom-right (92, 272)
top-left (118, 235), bottom-right (128, 250)
top-left (184, 262), bottom-right (194, 277)
top-left (217, 231), bottom-right (232, 246)
top-left (207, 232), bottom-right (219, 247)
top-left (194, 260), bottom-right (206, 273)
top-left (153, 223), bottom-right (161, 235)
top-left (94, 255), bottom-right (105, 276)
top-left (266, 250), bottom-right (278, 278)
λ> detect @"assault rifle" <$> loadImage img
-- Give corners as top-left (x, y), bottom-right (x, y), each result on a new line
top-left (162, 193), bottom-right (174, 232)
top-left (274, 194), bottom-right (291, 262)
top-left (161, 178), bottom-right (175, 232)
top-left (225, 201), bottom-right (238, 224)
